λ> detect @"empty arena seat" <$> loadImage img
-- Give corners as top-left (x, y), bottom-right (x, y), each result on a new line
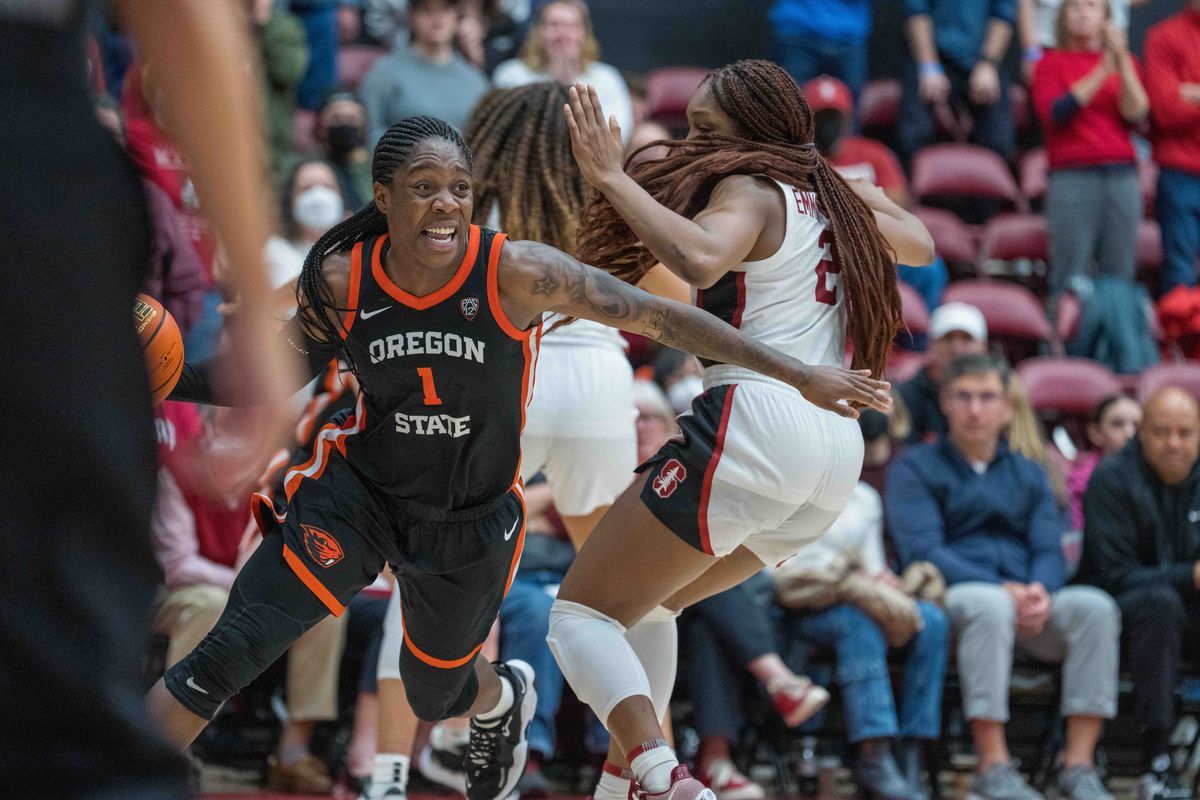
top-left (293, 108), bottom-right (317, 152)
top-left (645, 67), bottom-right (709, 129)
top-left (338, 44), bottom-right (387, 90)
top-left (857, 79), bottom-right (900, 134)
top-left (1019, 148), bottom-right (1048, 207)
top-left (1017, 356), bottom-right (1122, 416)
top-left (1136, 362), bottom-right (1200, 403)
top-left (912, 143), bottom-right (1026, 215)
top-left (943, 278), bottom-right (1055, 360)
top-left (898, 281), bottom-right (930, 337)
top-left (912, 206), bottom-right (977, 269)
top-left (886, 349), bottom-right (927, 383)
top-left (1136, 218), bottom-right (1163, 273)
top-left (977, 213), bottom-right (1048, 266)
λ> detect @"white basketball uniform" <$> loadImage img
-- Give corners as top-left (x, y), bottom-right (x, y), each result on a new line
top-left (637, 179), bottom-right (864, 567)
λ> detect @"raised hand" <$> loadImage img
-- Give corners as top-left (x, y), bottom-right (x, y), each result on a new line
top-left (563, 83), bottom-right (625, 189)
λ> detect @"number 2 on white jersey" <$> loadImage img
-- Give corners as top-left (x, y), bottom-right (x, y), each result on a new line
top-left (815, 229), bottom-right (840, 306)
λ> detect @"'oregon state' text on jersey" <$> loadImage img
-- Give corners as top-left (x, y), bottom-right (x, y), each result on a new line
top-left (328, 226), bottom-right (538, 510)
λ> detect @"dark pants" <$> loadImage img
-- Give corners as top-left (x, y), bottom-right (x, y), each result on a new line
top-left (295, 4), bottom-right (338, 110)
top-left (1157, 168), bottom-right (1200, 295)
top-left (897, 56), bottom-right (1014, 168)
top-left (1117, 584), bottom-right (1200, 742)
top-left (773, 32), bottom-right (868, 97)
top-left (681, 574), bottom-right (778, 739)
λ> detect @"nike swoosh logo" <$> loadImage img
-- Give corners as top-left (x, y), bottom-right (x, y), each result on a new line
top-left (360, 306), bottom-right (390, 320)
top-left (503, 519), bottom-right (519, 540)
top-left (186, 676), bottom-right (210, 695)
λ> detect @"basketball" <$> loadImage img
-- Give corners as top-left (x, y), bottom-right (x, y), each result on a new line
top-left (134, 293), bottom-right (184, 405)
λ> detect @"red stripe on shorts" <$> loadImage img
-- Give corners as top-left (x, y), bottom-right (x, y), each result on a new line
top-left (697, 385), bottom-right (737, 556)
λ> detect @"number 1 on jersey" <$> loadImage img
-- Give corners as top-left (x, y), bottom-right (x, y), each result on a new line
top-left (416, 367), bottom-right (443, 406)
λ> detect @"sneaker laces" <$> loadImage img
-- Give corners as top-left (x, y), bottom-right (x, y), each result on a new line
top-left (467, 724), bottom-right (502, 770)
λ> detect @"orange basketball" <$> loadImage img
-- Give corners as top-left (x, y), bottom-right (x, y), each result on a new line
top-left (134, 293), bottom-right (185, 405)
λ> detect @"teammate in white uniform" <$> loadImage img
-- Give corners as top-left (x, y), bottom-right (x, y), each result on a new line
top-left (546, 60), bottom-right (935, 800)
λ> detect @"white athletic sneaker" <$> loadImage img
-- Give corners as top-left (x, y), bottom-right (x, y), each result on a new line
top-left (465, 659), bottom-right (537, 800)
top-left (418, 723), bottom-right (469, 794)
top-left (699, 759), bottom-right (765, 800)
top-left (636, 765), bottom-right (719, 800)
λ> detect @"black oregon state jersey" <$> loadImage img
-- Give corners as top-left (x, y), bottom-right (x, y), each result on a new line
top-left (326, 226), bottom-right (537, 510)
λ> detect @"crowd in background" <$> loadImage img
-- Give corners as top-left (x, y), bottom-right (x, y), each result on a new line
top-left (80, 0), bottom-right (1200, 799)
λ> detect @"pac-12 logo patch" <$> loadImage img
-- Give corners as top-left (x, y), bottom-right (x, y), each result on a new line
top-left (460, 296), bottom-right (480, 321)
top-left (652, 459), bottom-right (687, 499)
top-left (301, 524), bottom-right (344, 568)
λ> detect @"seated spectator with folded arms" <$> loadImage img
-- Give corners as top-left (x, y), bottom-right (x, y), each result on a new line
top-left (887, 354), bottom-right (1120, 800)
top-left (1076, 387), bottom-right (1200, 799)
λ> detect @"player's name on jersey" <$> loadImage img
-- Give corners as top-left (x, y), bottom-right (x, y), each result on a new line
top-left (368, 332), bottom-right (485, 365)
top-left (395, 412), bottom-right (471, 438)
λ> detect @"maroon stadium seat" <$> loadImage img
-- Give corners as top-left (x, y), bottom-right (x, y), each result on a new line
top-left (886, 350), bottom-right (927, 384)
top-left (857, 79), bottom-right (900, 134)
top-left (1017, 356), bottom-right (1122, 416)
top-left (898, 281), bottom-right (930, 338)
top-left (293, 108), bottom-right (317, 152)
top-left (912, 143), bottom-right (1027, 215)
top-left (1139, 156), bottom-right (1158, 217)
top-left (338, 44), bottom-right (386, 90)
top-left (1056, 292), bottom-right (1082, 342)
top-left (1136, 218), bottom-right (1163, 273)
top-left (912, 206), bottom-right (977, 268)
top-left (1019, 148), bottom-right (1048, 206)
top-left (977, 213), bottom-right (1048, 266)
top-left (645, 67), bottom-right (709, 130)
top-left (943, 278), bottom-right (1055, 360)
top-left (1137, 362), bottom-right (1200, 403)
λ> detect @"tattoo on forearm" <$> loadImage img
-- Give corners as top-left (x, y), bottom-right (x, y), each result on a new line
top-left (525, 243), bottom-right (797, 383)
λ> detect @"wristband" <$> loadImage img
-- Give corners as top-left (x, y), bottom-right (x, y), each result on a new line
top-left (918, 62), bottom-right (944, 80)
top-left (1023, 46), bottom-right (1043, 63)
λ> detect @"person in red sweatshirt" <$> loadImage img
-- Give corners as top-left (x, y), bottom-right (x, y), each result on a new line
top-left (1146, 0), bottom-right (1200, 294)
top-left (1031, 0), bottom-right (1149, 313)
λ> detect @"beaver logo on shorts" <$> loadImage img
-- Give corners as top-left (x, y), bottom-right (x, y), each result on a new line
top-left (301, 524), bottom-right (344, 568)
top-left (460, 296), bottom-right (480, 321)
top-left (652, 459), bottom-right (687, 499)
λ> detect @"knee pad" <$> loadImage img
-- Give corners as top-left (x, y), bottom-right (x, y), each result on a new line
top-left (547, 599), bottom-right (651, 724)
top-left (625, 605), bottom-right (680, 721)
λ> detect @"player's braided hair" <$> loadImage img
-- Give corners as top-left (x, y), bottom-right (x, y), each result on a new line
top-left (577, 59), bottom-right (901, 378)
top-left (295, 116), bottom-right (472, 368)
top-left (465, 83), bottom-right (587, 255)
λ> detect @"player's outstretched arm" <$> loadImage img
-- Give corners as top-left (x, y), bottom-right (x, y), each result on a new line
top-left (502, 241), bottom-right (890, 419)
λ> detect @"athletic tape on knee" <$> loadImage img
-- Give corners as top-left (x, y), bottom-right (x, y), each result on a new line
top-left (547, 599), bottom-right (652, 724)
top-left (624, 605), bottom-right (679, 721)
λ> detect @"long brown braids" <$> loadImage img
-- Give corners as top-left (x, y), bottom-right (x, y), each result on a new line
top-left (577, 59), bottom-right (901, 378)
top-left (464, 82), bottom-right (588, 255)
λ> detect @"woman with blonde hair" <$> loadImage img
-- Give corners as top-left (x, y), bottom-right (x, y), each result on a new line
top-left (492, 0), bottom-right (634, 143)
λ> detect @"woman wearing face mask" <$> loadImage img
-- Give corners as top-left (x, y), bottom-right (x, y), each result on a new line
top-left (492, 0), bottom-right (633, 145)
top-left (265, 158), bottom-right (347, 315)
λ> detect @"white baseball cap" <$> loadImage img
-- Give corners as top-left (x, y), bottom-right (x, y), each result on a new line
top-left (929, 302), bottom-right (987, 342)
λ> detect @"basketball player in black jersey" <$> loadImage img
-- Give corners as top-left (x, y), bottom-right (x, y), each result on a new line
top-left (148, 115), bottom-right (890, 800)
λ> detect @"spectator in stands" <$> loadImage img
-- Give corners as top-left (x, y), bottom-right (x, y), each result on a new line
top-left (778, 410), bottom-right (949, 800)
top-left (1018, 0), bottom-right (1153, 81)
top-left (897, 302), bottom-right (989, 444)
top-left (313, 87), bottom-right (373, 208)
top-left (360, 0), bottom-right (489, 142)
top-left (1076, 387), bottom-right (1200, 798)
top-left (681, 576), bottom-right (831, 800)
top-left (888, 354), bottom-right (1120, 800)
top-left (805, 74), bottom-right (949, 312)
top-left (492, 0), bottom-right (634, 144)
top-left (1145, 1), bottom-right (1200, 295)
top-left (1066, 394), bottom-right (1141, 530)
top-left (635, 379), bottom-right (677, 464)
top-left (252, 0), bottom-right (310, 173)
top-left (457, 0), bottom-right (525, 72)
top-left (265, 158), bottom-right (346, 314)
top-left (1030, 0), bottom-right (1149, 317)
top-left (151, 403), bottom-right (348, 795)
top-left (769, 0), bottom-right (872, 96)
top-left (897, 0), bottom-right (1017, 167)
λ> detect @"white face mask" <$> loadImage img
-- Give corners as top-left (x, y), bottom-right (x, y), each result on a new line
top-left (667, 375), bottom-right (704, 414)
top-left (293, 185), bottom-right (344, 232)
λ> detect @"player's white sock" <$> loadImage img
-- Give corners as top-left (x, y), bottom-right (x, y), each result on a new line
top-left (474, 667), bottom-right (515, 724)
top-left (370, 753), bottom-right (409, 797)
top-left (624, 605), bottom-right (679, 721)
top-left (594, 761), bottom-right (634, 800)
top-left (629, 740), bottom-right (679, 794)
top-left (547, 599), bottom-right (652, 722)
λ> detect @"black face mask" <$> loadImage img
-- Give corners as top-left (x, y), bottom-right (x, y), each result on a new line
top-left (326, 123), bottom-right (364, 158)
top-left (812, 114), bottom-right (845, 156)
